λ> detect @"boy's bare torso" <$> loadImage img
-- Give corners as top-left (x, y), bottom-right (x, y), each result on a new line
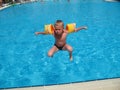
top-left (53, 30), bottom-right (68, 47)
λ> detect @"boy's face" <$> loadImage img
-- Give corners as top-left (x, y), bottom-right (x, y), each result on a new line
top-left (54, 24), bottom-right (64, 35)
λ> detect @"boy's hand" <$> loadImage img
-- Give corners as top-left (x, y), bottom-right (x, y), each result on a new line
top-left (74, 26), bottom-right (88, 32)
top-left (35, 32), bottom-right (40, 35)
top-left (83, 26), bottom-right (88, 30)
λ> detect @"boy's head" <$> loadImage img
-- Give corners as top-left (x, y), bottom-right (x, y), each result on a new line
top-left (54, 20), bottom-right (64, 28)
top-left (54, 20), bottom-right (64, 35)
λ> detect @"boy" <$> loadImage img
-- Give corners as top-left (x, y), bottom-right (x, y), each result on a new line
top-left (35, 20), bottom-right (87, 61)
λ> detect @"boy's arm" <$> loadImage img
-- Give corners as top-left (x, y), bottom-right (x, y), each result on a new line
top-left (74, 26), bottom-right (87, 32)
top-left (35, 32), bottom-right (47, 35)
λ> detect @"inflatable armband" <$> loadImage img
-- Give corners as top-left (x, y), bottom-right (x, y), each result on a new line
top-left (44, 24), bottom-right (54, 34)
top-left (44, 23), bottom-right (76, 34)
top-left (66, 23), bottom-right (76, 33)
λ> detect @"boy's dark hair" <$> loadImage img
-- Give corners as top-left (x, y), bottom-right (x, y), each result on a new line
top-left (54, 20), bottom-right (64, 28)
top-left (56, 20), bottom-right (63, 23)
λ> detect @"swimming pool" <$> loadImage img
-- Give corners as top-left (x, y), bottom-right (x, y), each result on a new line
top-left (0, 0), bottom-right (120, 89)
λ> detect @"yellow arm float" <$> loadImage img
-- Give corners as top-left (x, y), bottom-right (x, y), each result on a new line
top-left (44, 24), bottom-right (54, 34)
top-left (66, 23), bottom-right (76, 33)
top-left (44, 23), bottom-right (76, 34)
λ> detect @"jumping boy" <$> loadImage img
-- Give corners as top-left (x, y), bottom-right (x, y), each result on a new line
top-left (35, 20), bottom-right (87, 61)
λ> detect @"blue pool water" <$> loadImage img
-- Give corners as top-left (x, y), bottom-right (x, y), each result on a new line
top-left (0, 0), bottom-right (120, 89)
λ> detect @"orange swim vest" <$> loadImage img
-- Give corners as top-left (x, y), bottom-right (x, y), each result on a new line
top-left (44, 23), bottom-right (76, 34)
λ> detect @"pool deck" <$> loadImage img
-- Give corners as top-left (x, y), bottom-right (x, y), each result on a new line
top-left (0, 0), bottom-right (36, 11)
top-left (6, 78), bottom-right (120, 90)
top-left (0, 4), bottom-right (11, 10)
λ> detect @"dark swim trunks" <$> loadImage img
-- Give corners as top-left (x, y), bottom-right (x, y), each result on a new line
top-left (54, 43), bottom-right (66, 50)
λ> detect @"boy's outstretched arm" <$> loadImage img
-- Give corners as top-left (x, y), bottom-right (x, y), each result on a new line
top-left (35, 32), bottom-right (47, 35)
top-left (75, 26), bottom-right (87, 32)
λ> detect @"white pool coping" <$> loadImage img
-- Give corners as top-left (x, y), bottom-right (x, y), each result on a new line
top-left (0, 0), bottom-right (37, 11)
top-left (0, 4), bottom-right (11, 10)
top-left (105, 0), bottom-right (120, 2)
top-left (5, 78), bottom-right (120, 90)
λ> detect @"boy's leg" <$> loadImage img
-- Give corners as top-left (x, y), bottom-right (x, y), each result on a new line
top-left (63, 44), bottom-right (73, 61)
top-left (48, 46), bottom-right (58, 57)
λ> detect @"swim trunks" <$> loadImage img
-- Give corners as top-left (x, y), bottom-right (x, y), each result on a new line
top-left (54, 43), bottom-right (66, 50)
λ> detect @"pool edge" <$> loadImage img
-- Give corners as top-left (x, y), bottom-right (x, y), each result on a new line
top-left (0, 1), bottom-right (37, 11)
top-left (6, 78), bottom-right (120, 90)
